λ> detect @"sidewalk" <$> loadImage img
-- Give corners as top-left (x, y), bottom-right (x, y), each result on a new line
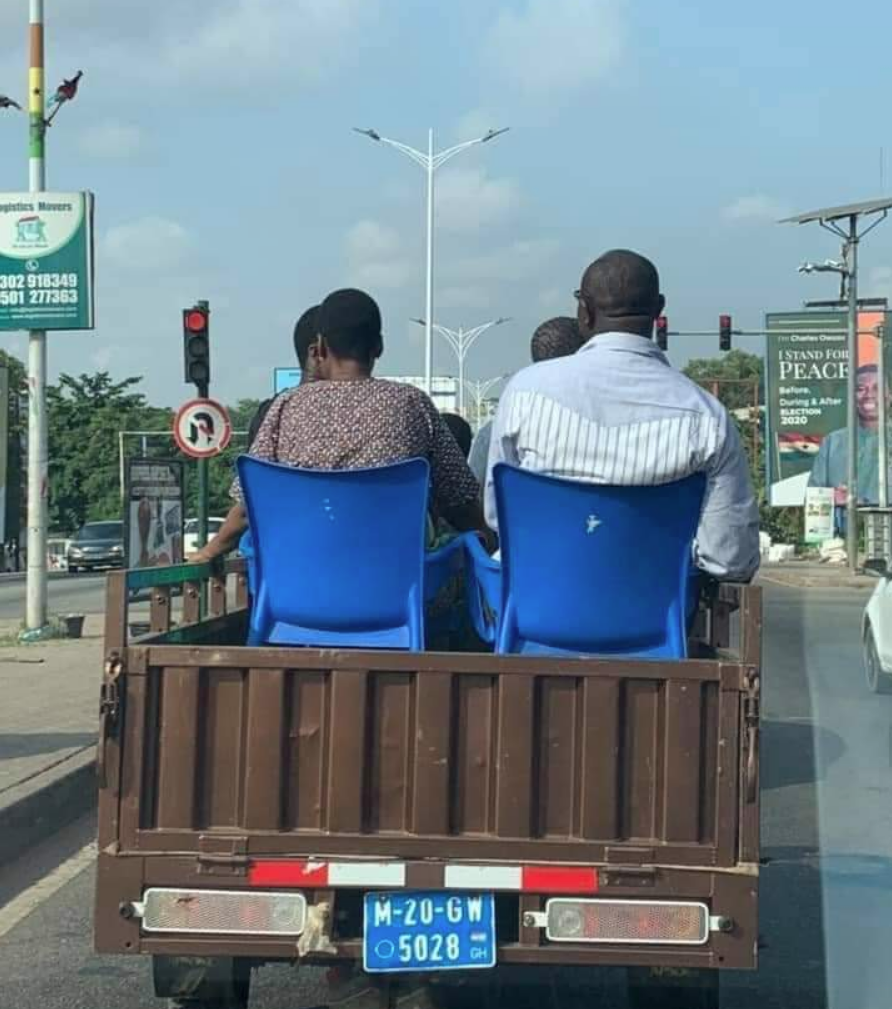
top-left (0, 615), bottom-right (102, 862)
top-left (757, 560), bottom-right (881, 591)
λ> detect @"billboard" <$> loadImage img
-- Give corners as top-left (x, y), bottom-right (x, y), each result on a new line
top-left (124, 459), bottom-right (184, 570)
top-left (766, 310), bottom-right (883, 506)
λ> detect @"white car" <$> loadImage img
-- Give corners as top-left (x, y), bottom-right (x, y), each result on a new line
top-left (183, 517), bottom-right (225, 556)
top-left (862, 575), bottom-right (892, 693)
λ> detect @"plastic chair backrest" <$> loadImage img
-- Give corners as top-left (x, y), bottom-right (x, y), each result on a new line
top-left (237, 455), bottom-right (429, 649)
top-left (494, 465), bottom-right (707, 658)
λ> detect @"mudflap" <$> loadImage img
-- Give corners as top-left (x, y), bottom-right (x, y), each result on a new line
top-left (152, 955), bottom-right (251, 1008)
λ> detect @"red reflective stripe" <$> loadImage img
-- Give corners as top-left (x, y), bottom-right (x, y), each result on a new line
top-left (521, 866), bottom-right (599, 893)
top-left (248, 861), bottom-right (328, 887)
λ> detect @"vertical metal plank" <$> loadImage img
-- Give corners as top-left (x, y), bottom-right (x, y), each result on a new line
top-left (622, 679), bottom-right (659, 841)
top-left (699, 681), bottom-right (719, 846)
top-left (243, 669), bottom-right (286, 830)
top-left (663, 681), bottom-right (702, 842)
top-left (714, 672), bottom-right (741, 866)
top-left (536, 677), bottom-right (578, 838)
top-left (155, 667), bottom-right (199, 829)
top-left (117, 661), bottom-right (147, 849)
top-left (326, 669), bottom-right (368, 833)
top-left (740, 586), bottom-right (763, 667)
top-left (104, 570), bottom-right (127, 650)
top-left (285, 671), bottom-right (329, 831)
top-left (368, 674), bottom-right (413, 832)
top-left (149, 585), bottom-right (172, 634)
top-left (209, 571), bottom-right (226, 617)
top-left (182, 581), bottom-right (201, 625)
top-left (198, 669), bottom-right (246, 828)
top-left (412, 672), bottom-right (452, 836)
top-left (452, 675), bottom-right (494, 835)
top-left (495, 674), bottom-right (534, 838)
top-left (579, 677), bottom-right (620, 840)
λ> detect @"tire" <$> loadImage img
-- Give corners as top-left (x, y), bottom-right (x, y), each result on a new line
top-left (68, 565), bottom-right (79, 574)
top-left (627, 967), bottom-right (719, 1009)
top-left (864, 625), bottom-right (892, 694)
top-left (153, 956), bottom-right (251, 1009)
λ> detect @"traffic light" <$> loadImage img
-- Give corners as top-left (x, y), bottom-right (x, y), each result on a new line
top-left (183, 303), bottom-right (210, 392)
top-left (719, 313), bottom-right (732, 351)
top-left (656, 315), bottom-right (669, 351)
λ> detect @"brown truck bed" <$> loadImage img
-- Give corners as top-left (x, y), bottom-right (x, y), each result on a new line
top-left (95, 561), bottom-right (760, 973)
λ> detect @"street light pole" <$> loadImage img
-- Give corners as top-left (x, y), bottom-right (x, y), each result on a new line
top-left (412, 317), bottom-right (510, 417)
top-left (354, 126), bottom-right (509, 395)
top-left (464, 374), bottom-right (511, 429)
top-left (26, 0), bottom-right (47, 630)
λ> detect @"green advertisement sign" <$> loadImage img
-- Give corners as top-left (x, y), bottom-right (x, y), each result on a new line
top-left (0, 191), bottom-right (94, 331)
top-left (766, 310), bottom-right (886, 506)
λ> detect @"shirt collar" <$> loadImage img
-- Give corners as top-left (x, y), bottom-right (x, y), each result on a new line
top-left (579, 331), bottom-right (667, 358)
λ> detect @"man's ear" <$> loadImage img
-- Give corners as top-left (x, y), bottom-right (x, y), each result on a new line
top-left (315, 335), bottom-right (328, 359)
top-left (577, 298), bottom-right (594, 335)
top-left (655, 293), bottom-right (666, 317)
top-left (373, 337), bottom-right (383, 361)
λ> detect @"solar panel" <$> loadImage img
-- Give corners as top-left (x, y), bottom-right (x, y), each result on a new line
top-left (780, 197), bottom-right (892, 224)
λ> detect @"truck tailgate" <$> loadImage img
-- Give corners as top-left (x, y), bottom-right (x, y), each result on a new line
top-left (103, 643), bottom-right (755, 869)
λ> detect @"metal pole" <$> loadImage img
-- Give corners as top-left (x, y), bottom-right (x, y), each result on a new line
top-left (197, 458), bottom-right (208, 548)
top-left (424, 128), bottom-right (434, 396)
top-left (457, 331), bottom-right (465, 418)
top-left (878, 325), bottom-right (888, 509)
top-left (119, 431), bottom-right (125, 502)
top-left (846, 215), bottom-right (860, 572)
top-left (25, 0), bottom-right (47, 630)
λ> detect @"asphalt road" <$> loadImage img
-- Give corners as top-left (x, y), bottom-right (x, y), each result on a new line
top-left (0, 571), bottom-right (109, 621)
top-left (1, 582), bottom-right (891, 1008)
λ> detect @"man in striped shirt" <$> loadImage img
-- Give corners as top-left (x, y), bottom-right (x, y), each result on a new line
top-left (485, 249), bottom-right (760, 582)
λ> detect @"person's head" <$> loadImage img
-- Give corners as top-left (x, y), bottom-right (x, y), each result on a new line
top-left (441, 412), bottom-right (473, 457)
top-left (856, 364), bottom-right (880, 428)
top-left (315, 288), bottom-right (383, 379)
top-left (530, 316), bottom-right (583, 363)
top-left (293, 305), bottom-right (321, 382)
top-left (576, 249), bottom-right (664, 340)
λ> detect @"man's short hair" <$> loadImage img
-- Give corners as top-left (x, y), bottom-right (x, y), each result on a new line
top-left (441, 412), bottom-right (472, 458)
top-left (857, 364), bottom-right (878, 377)
top-left (581, 249), bottom-right (660, 319)
top-left (293, 305), bottom-right (320, 369)
top-left (531, 316), bottom-right (583, 363)
top-left (318, 288), bottom-right (382, 363)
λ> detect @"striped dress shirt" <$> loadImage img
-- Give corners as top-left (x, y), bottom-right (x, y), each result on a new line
top-left (485, 331), bottom-right (760, 581)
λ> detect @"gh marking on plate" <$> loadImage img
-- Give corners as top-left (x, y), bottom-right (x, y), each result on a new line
top-left (586, 514), bottom-right (602, 534)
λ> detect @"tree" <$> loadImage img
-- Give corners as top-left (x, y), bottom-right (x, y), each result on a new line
top-left (47, 372), bottom-right (171, 533)
top-left (0, 351), bottom-right (27, 544)
top-left (684, 350), bottom-right (803, 545)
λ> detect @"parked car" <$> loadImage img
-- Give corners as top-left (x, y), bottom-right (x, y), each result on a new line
top-left (182, 516), bottom-right (225, 555)
top-left (67, 520), bottom-right (124, 573)
top-left (863, 574), bottom-right (892, 693)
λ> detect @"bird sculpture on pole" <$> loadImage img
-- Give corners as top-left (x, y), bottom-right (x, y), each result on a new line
top-left (0, 94), bottom-right (23, 112)
top-left (46, 70), bottom-right (83, 125)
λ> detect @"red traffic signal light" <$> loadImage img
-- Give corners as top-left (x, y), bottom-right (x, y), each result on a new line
top-left (656, 315), bottom-right (669, 351)
top-left (183, 304), bottom-right (210, 391)
top-left (719, 314), bottom-right (732, 351)
top-left (185, 309), bottom-right (207, 333)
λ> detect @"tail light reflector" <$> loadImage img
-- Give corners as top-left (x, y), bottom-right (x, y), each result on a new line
top-left (546, 898), bottom-right (709, 945)
top-left (141, 888), bottom-right (307, 936)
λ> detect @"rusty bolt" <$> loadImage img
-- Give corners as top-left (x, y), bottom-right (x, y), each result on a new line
top-left (714, 916), bottom-right (734, 933)
top-left (522, 912), bottom-right (537, 928)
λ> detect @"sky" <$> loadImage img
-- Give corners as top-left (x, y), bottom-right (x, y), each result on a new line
top-left (2, 0), bottom-right (892, 408)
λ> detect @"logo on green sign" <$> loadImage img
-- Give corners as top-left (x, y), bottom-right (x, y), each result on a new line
top-left (13, 215), bottom-right (48, 250)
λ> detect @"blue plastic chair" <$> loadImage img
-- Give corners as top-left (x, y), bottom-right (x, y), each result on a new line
top-left (464, 534), bottom-right (501, 645)
top-left (237, 456), bottom-right (465, 649)
top-left (238, 529), bottom-right (256, 597)
top-left (476, 465), bottom-right (707, 659)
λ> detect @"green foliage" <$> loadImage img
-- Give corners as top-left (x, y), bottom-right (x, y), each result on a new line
top-left (683, 350), bottom-right (804, 546)
top-left (0, 350), bottom-right (27, 540)
top-left (47, 372), bottom-right (171, 534)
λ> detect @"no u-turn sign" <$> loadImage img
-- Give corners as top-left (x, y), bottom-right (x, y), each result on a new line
top-left (173, 397), bottom-right (232, 458)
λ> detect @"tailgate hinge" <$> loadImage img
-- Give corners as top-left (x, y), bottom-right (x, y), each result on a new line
top-left (97, 654), bottom-right (124, 789)
top-left (197, 835), bottom-right (249, 876)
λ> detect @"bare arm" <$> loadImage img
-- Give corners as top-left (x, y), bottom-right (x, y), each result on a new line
top-left (188, 503), bottom-right (248, 562)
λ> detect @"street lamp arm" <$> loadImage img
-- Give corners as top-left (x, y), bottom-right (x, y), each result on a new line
top-left (379, 136), bottom-right (430, 168)
top-left (431, 324), bottom-right (462, 357)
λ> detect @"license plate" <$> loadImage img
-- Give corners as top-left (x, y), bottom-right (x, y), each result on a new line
top-left (363, 891), bottom-right (496, 973)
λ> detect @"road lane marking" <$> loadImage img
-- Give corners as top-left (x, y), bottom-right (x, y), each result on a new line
top-left (0, 841), bottom-right (96, 939)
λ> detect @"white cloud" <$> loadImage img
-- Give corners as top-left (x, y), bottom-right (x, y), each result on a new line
top-left (102, 217), bottom-right (192, 273)
top-left (721, 194), bottom-right (790, 223)
top-left (79, 120), bottom-right (146, 159)
top-left (0, 0), bottom-right (375, 90)
top-left (436, 167), bottom-right (521, 233)
top-left (486, 0), bottom-right (624, 97)
top-left (344, 219), bottom-right (414, 291)
top-left (437, 286), bottom-right (493, 310)
top-left (448, 238), bottom-right (560, 284)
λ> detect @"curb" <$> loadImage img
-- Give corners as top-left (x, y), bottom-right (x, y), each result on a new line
top-left (0, 746), bottom-right (96, 865)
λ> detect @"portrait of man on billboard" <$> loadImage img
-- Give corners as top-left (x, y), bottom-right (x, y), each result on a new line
top-left (808, 363), bottom-right (886, 517)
